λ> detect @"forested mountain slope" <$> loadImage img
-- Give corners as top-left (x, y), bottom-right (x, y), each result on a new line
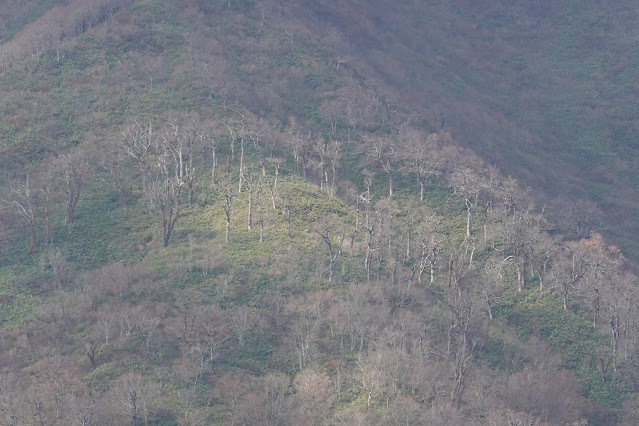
top-left (0, 1), bottom-right (638, 424)
top-left (293, 0), bottom-right (639, 262)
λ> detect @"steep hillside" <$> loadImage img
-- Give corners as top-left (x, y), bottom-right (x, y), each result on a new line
top-left (292, 0), bottom-right (639, 262)
top-left (0, 1), bottom-right (639, 425)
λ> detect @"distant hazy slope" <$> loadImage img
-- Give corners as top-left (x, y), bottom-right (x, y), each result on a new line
top-left (293, 0), bottom-right (639, 260)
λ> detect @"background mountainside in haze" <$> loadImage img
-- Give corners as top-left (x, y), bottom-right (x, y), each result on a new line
top-left (0, 0), bottom-right (639, 424)
top-left (295, 0), bottom-right (639, 261)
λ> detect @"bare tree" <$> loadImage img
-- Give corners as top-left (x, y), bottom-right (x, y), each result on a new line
top-left (553, 196), bottom-right (604, 240)
top-left (313, 215), bottom-right (346, 285)
top-left (223, 187), bottom-right (234, 243)
top-left (503, 369), bottom-right (589, 424)
top-left (405, 129), bottom-right (443, 201)
top-left (530, 232), bottom-right (556, 293)
top-left (40, 172), bottom-right (54, 246)
top-left (223, 118), bottom-right (248, 192)
top-left (443, 241), bottom-right (479, 403)
top-left (284, 195), bottom-right (293, 239)
top-left (185, 130), bottom-right (197, 208)
top-left (244, 171), bottom-right (257, 230)
top-left (550, 242), bottom-right (590, 311)
top-left (121, 121), bottom-right (154, 193)
top-left (313, 138), bottom-right (329, 191)
top-left (293, 368), bottom-right (336, 424)
top-left (229, 306), bottom-right (258, 348)
top-left (492, 207), bottom-right (543, 291)
top-left (266, 158), bottom-right (281, 210)
top-left (286, 122), bottom-right (313, 178)
top-left (110, 372), bottom-right (155, 426)
top-left (145, 145), bottom-right (182, 247)
top-left (57, 152), bottom-right (92, 225)
top-left (327, 140), bottom-right (341, 197)
top-left (196, 126), bottom-right (218, 186)
top-left (257, 185), bottom-right (265, 242)
top-left (481, 257), bottom-right (511, 319)
top-left (369, 136), bottom-right (397, 197)
top-left (450, 165), bottom-right (484, 238)
top-left (411, 217), bottom-right (443, 285)
top-left (3, 176), bottom-right (38, 254)
top-left (358, 172), bottom-right (376, 280)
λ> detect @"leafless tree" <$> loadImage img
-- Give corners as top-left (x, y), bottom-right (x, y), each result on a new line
top-left (327, 141), bottom-right (341, 197)
top-left (57, 151), bottom-right (92, 225)
top-left (313, 139), bottom-right (329, 192)
top-left (411, 218), bottom-right (444, 285)
top-left (553, 196), bottom-right (604, 240)
top-left (257, 188), bottom-right (265, 243)
top-left (110, 372), bottom-right (154, 426)
top-left (244, 171), bottom-right (257, 230)
top-left (405, 129), bottom-right (443, 201)
top-left (145, 145), bottom-right (182, 247)
top-left (443, 241), bottom-right (479, 403)
top-left (550, 242), bottom-right (590, 311)
top-left (40, 170), bottom-right (54, 246)
top-left (3, 176), bottom-right (38, 254)
top-left (503, 369), bottom-right (589, 424)
top-left (313, 215), bottom-right (346, 285)
top-left (287, 122), bottom-right (313, 178)
top-left (223, 187), bottom-right (234, 243)
top-left (121, 121), bottom-right (154, 193)
top-left (450, 165), bottom-right (484, 238)
top-left (492, 207), bottom-right (543, 291)
top-left (230, 306), bottom-right (258, 348)
top-left (293, 368), bottom-right (336, 424)
top-left (481, 257), bottom-right (511, 319)
top-left (369, 136), bottom-right (397, 197)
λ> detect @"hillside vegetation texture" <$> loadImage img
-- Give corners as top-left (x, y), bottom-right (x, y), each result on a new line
top-left (0, 1), bottom-right (639, 425)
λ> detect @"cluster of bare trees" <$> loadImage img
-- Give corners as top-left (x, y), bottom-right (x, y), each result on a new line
top-left (0, 0), bottom-right (135, 71)
top-left (2, 119), bottom-right (639, 424)
top-left (0, 109), bottom-right (285, 253)
top-left (4, 1), bottom-right (639, 423)
top-left (120, 119), bottom-right (189, 247)
top-left (1, 150), bottom-right (93, 253)
top-left (1, 71), bottom-right (638, 423)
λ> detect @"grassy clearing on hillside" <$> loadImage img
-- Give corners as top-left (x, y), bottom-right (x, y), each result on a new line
top-left (495, 289), bottom-right (636, 409)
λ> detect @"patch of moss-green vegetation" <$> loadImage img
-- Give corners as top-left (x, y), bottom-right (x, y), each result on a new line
top-left (494, 290), bottom-right (635, 408)
top-left (0, 267), bottom-right (39, 325)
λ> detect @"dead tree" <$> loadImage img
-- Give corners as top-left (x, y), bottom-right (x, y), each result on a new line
top-left (185, 131), bottom-right (196, 208)
top-left (360, 172), bottom-right (375, 280)
top-left (121, 121), bottom-right (153, 193)
top-left (405, 129), bottom-right (442, 201)
top-left (258, 193), bottom-right (264, 243)
top-left (328, 141), bottom-right (340, 197)
top-left (445, 242), bottom-right (478, 403)
top-left (57, 152), bottom-right (91, 225)
top-left (450, 166), bottom-right (484, 238)
top-left (3, 176), bottom-right (38, 254)
top-left (244, 171), bottom-right (257, 230)
top-left (223, 187), bottom-right (234, 243)
top-left (145, 147), bottom-right (182, 247)
top-left (370, 137), bottom-right (397, 197)
top-left (314, 217), bottom-right (345, 285)
top-left (40, 172), bottom-right (54, 246)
